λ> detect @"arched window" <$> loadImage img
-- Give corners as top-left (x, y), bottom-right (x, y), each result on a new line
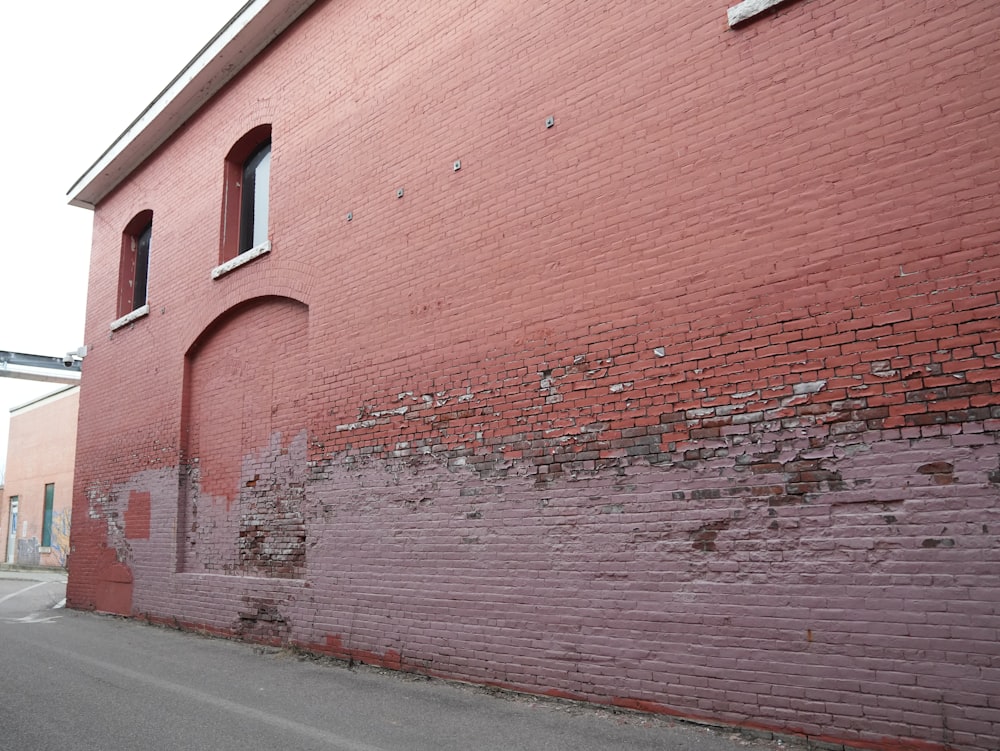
top-left (220, 124), bottom-right (272, 264)
top-left (118, 210), bottom-right (152, 318)
top-left (240, 140), bottom-right (271, 252)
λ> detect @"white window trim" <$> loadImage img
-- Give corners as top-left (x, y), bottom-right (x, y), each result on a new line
top-left (211, 240), bottom-right (271, 280)
top-left (110, 303), bottom-right (150, 331)
top-left (728, 0), bottom-right (793, 27)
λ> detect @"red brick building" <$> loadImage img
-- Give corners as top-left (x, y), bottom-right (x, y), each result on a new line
top-left (67, 1), bottom-right (999, 748)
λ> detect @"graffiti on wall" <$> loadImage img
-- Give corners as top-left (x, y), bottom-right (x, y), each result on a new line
top-left (50, 510), bottom-right (71, 567)
top-left (16, 538), bottom-right (40, 567)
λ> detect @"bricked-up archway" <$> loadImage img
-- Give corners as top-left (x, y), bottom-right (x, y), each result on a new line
top-left (179, 296), bottom-right (310, 577)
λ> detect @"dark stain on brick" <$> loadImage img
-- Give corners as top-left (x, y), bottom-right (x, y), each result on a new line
top-left (918, 462), bottom-right (955, 485)
top-left (906, 412), bottom-right (949, 427)
top-left (397, 496), bottom-right (431, 510)
top-left (767, 495), bottom-right (799, 507)
top-left (236, 598), bottom-right (289, 643)
top-left (690, 518), bottom-right (731, 552)
top-left (751, 485), bottom-right (785, 497)
top-left (921, 538), bottom-right (956, 548)
top-left (747, 455), bottom-right (844, 501)
top-left (906, 388), bottom-right (949, 403)
top-left (918, 462), bottom-right (954, 475)
top-left (785, 458), bottom-right (845, 493)
top-left (691, 488), bottom-right (722, 501)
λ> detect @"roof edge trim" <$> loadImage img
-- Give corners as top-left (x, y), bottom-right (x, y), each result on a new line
top-left (67, 0), bottom-right (317, 209)
top-left (10, 384), bottom-right (80, 415)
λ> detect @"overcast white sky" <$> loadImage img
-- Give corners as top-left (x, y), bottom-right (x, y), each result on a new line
top-left (0, 1), bottom-right (242, 478)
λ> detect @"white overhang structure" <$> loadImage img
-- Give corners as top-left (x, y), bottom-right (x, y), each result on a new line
top-left (67, 0), bottom-right (317, 209)
top-left (0, 351), bottom-right (82, 386)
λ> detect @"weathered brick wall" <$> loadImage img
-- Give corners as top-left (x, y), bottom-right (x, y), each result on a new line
top-left (69, 1), bottom-right (1000, 749)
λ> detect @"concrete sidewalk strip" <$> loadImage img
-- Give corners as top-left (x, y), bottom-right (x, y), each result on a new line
top-left (0, 567), bottom-right (799, 750)
top-left (0, 565), bottom-right (68, 583)
top-left (0, 600), bottom-right (803, 751)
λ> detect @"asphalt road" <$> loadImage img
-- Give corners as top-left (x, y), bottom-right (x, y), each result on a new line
top-left (0, 570), bottom-right (797, 751)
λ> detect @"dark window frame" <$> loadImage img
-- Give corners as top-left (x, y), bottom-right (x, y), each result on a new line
top-left (117, 210), bottom-right (153, 318)
top-left (41, 483), bottom-right (54, 548)
top-left (238, 140), bottom-right (271, 253)
top-left (220, 124), bottom-right (272, 263)
top-left (6, 495), bottom-right (18, 563)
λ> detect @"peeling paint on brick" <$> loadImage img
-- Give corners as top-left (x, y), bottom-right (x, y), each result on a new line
top-left (68, 2), bottom-right (1000, 750)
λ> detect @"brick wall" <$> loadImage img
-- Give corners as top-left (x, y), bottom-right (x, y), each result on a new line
top-left (68, 1), bottom-right (1000, 749)
top-left (3, 387), bottom-right (78, 567)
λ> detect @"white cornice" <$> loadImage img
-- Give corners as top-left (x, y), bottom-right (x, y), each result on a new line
top-left (727, 0), bottom-right (797, 27)
top-left (10, 385), bottom-right (80, 416)
top-left (67, 0), bottom-right (317, 209)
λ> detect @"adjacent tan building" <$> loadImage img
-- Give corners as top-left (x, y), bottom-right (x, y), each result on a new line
top-left (2, 385), bottom-right (78, 568)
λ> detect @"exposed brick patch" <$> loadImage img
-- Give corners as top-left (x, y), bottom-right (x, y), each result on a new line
top-left (917, 462), bottom-right (956, 486)
top-left (989, 463), bottom-right (1000, 485)
top-left (183, 431), bottom-right (310, 577)
top-left (238, 480), bottom-right (307, 577)
top-left (689, 518), bottom-right (731, 552)
top-left (235, 597), bottom-right (289, 644)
